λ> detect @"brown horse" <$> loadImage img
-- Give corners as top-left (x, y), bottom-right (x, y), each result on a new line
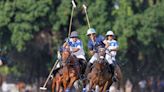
top-left (86, 48), bottom-right (113, 92)
top-left (114, 64), bottom-right (123, 91)
top-left (52, 68), bottom-right (63, 92)
top-left (52, 49), bottom-right (81, 92)
top-left (87, 61), bottom-right (113, 92)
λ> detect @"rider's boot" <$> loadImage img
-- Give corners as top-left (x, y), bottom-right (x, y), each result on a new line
top-left (84, 62), bottom-right (93, 78)
top-left (110, 63), bottom-right (117, 82)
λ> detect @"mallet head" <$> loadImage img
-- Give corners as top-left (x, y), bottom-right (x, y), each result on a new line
top-left (72, 0), bottom-right (76, 8)
top-left (40, 87), bottom-right (47, 90)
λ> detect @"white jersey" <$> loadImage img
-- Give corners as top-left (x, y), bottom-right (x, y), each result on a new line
top-left (106, 39), bottom-right (119, 60)
top-left (68, 39), bottom-right (86, 60)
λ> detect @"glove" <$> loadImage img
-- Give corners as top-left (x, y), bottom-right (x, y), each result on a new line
top-left (93, 49), bottom-right (98, 53)
top-left (64, 37), bottom-right (70, 43)
top-left (107, 48), bottom-right (112, 53)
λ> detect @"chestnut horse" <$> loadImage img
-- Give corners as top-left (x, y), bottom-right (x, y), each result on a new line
top-left (86, 48), bottom-right (113, 92)
top-left (52, 49), bottom-right (81, 92)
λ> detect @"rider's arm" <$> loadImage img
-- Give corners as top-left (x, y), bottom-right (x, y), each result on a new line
top-left (103, 39), bottom-right (109, 48)
top-left (63, 38), bottom-right (71, 49)
top-left (63, 42), bottom-right (68, 48)
top-left (88, 40), bottom-right (96, 56)
top-left (72, 48), bottom-right (80, 53)
top-left (70, 40), bottom-right (82, 53)
top-left (108, 41), bottom-right (119, 51)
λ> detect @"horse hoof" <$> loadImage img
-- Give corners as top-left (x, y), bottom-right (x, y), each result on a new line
top-left (65, 88), bottom-right (70, 92)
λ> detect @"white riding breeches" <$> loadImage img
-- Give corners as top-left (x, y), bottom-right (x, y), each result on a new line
top-left (89, 53), bottom-right (98, 63)
top-left (105, 54), bottom-right (115, 64)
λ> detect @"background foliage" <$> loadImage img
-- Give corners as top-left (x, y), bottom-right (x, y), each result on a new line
top-left (0, 0), bottom-right (164, 86)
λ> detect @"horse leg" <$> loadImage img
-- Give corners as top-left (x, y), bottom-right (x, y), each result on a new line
top-left (68, 76), bottom-right (77, 89)
top-left (55, 74), bottom-right (63, 92)
top-left (73, 79), bottom-right (84, 92)
top-left (115, 65), bottom-right (123, 90)
top-left (59, 86), bottom-right (63, 92)
top-left (52, 78), bottom-right (56, 92)
top-left (56, 81), bottom-right (60, 92)
top-left (102, 81), bottom-right (109, 92)
top-left (62, 67), bottom-right (69, 91)
top-left (52, 77), bottom-right (61, 92)
top-left (105, 79), bottom-right (113, 92)
top-left (95, 85), bottom-right (100, 92)
top-left (88, 81), bottom-right (93, 92)
top-left (62, 78), bottom-right (67, 91)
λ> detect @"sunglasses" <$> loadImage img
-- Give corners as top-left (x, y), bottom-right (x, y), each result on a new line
top-left (107, 35), bottom-right (113, 37)
top-left (88, 33), bottom-right (95, 36)
top-left (71, 36), bottom-right (78, 38)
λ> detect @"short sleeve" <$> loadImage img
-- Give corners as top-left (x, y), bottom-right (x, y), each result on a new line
top-left (88, 40), bottom-right (93, 50)
top-left (114, 41), bottom-right (119, 47)
top-left (76, 41), bottom-right (82, 49)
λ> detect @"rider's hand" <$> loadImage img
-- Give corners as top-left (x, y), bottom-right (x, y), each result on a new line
top-left (65, 37), bottom-right (70, 43)
top-left (89, 50), bottom-right (96, 55)
top-left (93, 49), bottom-right (97, 53)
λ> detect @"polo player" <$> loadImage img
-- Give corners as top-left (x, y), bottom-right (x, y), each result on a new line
top-left (63, 31), bottom-right (86, 78)
top-left (85, 28), bottom-right (105, 75)
top-left (103, 30), bottom-right (119, 82)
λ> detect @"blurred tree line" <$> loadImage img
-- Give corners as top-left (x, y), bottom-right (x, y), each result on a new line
top-left (0, 0), bottom-right (164, 85)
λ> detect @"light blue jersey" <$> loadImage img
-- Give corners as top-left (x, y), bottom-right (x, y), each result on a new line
top-left (68, 38), bottom-right (86, 60)
top-left (107, 39), bottom-right (118, 56)
top-left (105, 39), bottom-right (119, 63)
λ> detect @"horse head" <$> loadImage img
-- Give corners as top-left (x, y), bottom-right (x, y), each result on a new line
top-left (88, 48), bottom-right (113, 92)
top-left (97, 48), bottom-right (106, 63)
top-left (61, 47), bottom-right (77, 66)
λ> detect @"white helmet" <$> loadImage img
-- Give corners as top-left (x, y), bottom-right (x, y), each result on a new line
top-left (106, 30), bottom-right (114, 36)
top-left (87, 28), bottom-right (96, 36)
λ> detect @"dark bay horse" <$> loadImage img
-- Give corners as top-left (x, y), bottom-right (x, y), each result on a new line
top-left (86, 48), bottom-right (123, 92)
top-left (86, 48), bottom-right (113, 92)
top-left (87, 60), bottom-right (113, 92)
top-left (114, 63), bottom-right (123, 91)
top-left (52, 49), bottom-right (81, 92)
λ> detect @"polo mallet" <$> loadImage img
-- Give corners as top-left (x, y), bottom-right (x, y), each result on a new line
top-left (83, 4), bottom-right (96, 45)
top-left (83, 4), bottom-right (91, 28)
top-left (68, 0), bottom-right (77, 37)
top-left (40, 60), bottom-right (59, 90)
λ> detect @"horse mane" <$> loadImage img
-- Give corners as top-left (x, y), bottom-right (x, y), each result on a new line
top-left (61, 49), bottom-right (78, 66)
